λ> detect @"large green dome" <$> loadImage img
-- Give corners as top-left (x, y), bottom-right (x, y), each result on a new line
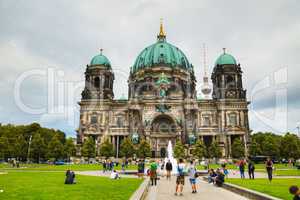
top-left (132, 27), bottom-right (192, 73)
top-left (215, 52), bottom-right (237, 66)
top-left (90, 52), bottom-right (111, 68)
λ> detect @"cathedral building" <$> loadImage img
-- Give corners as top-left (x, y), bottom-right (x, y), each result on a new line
top-left (77, 22), bottom-right (250, 158)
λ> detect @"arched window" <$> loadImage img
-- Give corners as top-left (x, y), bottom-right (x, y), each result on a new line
top-left (91, 116), bottom-right (97, 124)
top-left (94, 77), bottom-right (100, 88)
top-left (116, 116), bottom-right (123, 127)
top-left (226, 75), bottom-right (235, 88)
top-left (228, 113), bottom-right (237, 126)
top-left (202, 114), bottom-right (210, 127)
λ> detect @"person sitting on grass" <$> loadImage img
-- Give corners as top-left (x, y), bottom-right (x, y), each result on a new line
top-left (215, 168), bottom-right (225, 187)
top-left (208, 169), bottom-right (217, 184)
top-left (289, 185), bottom-right (300, 200)
top-left (65, 170), bottom-right (76, 184)
top-left (110, 170), bottom-right (120, 179)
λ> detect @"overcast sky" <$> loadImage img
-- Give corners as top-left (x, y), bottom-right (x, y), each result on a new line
top-left (0, 0), bottom-right (299, 137)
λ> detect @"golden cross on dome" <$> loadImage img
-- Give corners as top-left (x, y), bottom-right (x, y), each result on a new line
top-left (158, 18), bottom-right (166, 38)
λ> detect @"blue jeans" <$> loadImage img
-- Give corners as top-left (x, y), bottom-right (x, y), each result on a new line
top-left (240, 170), bottom-right (245, 179)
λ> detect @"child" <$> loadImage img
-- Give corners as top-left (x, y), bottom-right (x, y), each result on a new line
top-left (289, 186), bottom-right (300, 200)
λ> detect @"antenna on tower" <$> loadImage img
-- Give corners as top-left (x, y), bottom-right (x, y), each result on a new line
top-left (201, 43), bottom-right (212, 99)
top-left (203, 43), bottom-right (208, 77)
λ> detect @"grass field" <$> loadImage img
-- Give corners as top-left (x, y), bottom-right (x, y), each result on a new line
top-left (227, 178), bottom-right (298, 200)
top-left (0, 163), bottom-right (138, 171)
top-left (1, 163), bottom-right (297, 173)
top-left (0, 171), bottom-right (142, 200)
top-left (274, 169), bottom-right (300, 176)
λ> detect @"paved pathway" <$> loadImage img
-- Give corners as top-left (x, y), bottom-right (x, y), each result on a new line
top-left (76, 171), bottom-right (136, 178)
top-left (145, 176), bottom-right (249, 200)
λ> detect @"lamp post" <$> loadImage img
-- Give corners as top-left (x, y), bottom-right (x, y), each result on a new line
top-left (27, 135), bottom-right (32, 164)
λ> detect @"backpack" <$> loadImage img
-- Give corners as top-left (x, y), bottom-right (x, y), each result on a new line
top-left (178, 165), bottom-right (184, 176)
top-left (150, 163), bottom-right (157, 171)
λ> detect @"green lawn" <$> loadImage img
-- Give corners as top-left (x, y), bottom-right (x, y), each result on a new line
top-left (0, 171), bottom-right (143, 200)
top-left (227, 178), bottom-right (298, 200)
top-left (274, 169), bottom-right (300, 176)
top-left (0, 163), bottom-right (138, 171)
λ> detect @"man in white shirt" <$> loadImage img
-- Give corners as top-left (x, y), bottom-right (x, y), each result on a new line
top-left (110, 170), bottom-right (120, 179)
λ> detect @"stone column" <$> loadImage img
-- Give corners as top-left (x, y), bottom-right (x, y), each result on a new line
top-left (112, 136), bottom-right (116, 151)
top-left (116, 136), bottom-right (119, 158)
top-left (227, 135), bottom-right (232, 158)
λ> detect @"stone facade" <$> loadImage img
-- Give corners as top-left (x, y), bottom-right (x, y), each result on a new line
top-left (76, 27), bottom-right (250, 158)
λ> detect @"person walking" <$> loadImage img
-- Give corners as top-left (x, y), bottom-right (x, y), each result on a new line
top-left (137, 159), bottom-right (145, 178)
top-left (102, 160), bottom-right (107, 173)
top-left (149, 160), bottom-right (158, 186)
top-left (166, 160), bottom-right (172, 180)
top-left (239, 159), bottom-right (246, 179)
top-left (266, 158), bottom-right (273, 182)
top-left (248, 161), bottom-right (255, 179)
top-left (175, 158), bottom-right (186, 196)
top-left (188, 160), bottom-right (197, 193)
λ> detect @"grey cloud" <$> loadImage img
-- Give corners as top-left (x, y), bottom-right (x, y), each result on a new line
top-left (0, 0), bottom-right (299, 136)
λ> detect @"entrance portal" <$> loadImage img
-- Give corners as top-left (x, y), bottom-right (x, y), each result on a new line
top-left (160, 147), bottom-right (166, 158)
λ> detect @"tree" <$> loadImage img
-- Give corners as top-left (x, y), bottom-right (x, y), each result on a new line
top-left (174, 140), bottom-right (185, 158)
top-left (249, 140), bottom-right (261, 157)
top-left (136, 139), bottom-right (151, 158)
top-left (0, 136), bottom-right (10, 160)
top-left (14, 135), bottom-right (28, 161)
top-left (99, 139), bottom-right (113, 158)
top-left (120, 137), bottom-right (135, 158)
top-left (47, 134), bottom-right (64, 161)
top-left (64, 138), bottom-right (76, 161)
top-left (30, 133), bottom-right (46, 163)
top-left (261, 136), bottom-right (280, 157)
top-left (208, 141), bottom-right (222, 159)
top-left (81, 137), bottom-right (96, 159)
top-left (192, 140), bottom-right (206, 160)
top-left (280, 133), bottom-right (300, 159)
top-left (231, 138), bottom-right (245, 159)
top-left (250, 132), bottom-right (281, 158)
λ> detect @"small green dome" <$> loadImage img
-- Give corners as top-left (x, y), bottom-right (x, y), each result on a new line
top-left (90, 53), bottom-right (111, 68)
top-left (132, 38), bottom-right (192, 73)
top-left (215, 52), bottom-right (237, 66)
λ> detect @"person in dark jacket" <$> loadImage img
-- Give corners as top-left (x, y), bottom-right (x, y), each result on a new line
top-left (215, 169), bottom-right (225, 187)
top-left (248, 161), bottom-right (255, 179)
top-left (137, 160), bottom-right (145, 178)
top-left (65, 170), bottom-right (75, 184)
top-left (265, 158), bottom-right (273, 182)
top-left (166, 160), bottom-right (172, 180)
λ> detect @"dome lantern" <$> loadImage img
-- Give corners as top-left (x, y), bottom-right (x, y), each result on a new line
top-left (214, 48), bottom-right (237, 66)
top-left (90, 49), bottom-right (111, 68)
